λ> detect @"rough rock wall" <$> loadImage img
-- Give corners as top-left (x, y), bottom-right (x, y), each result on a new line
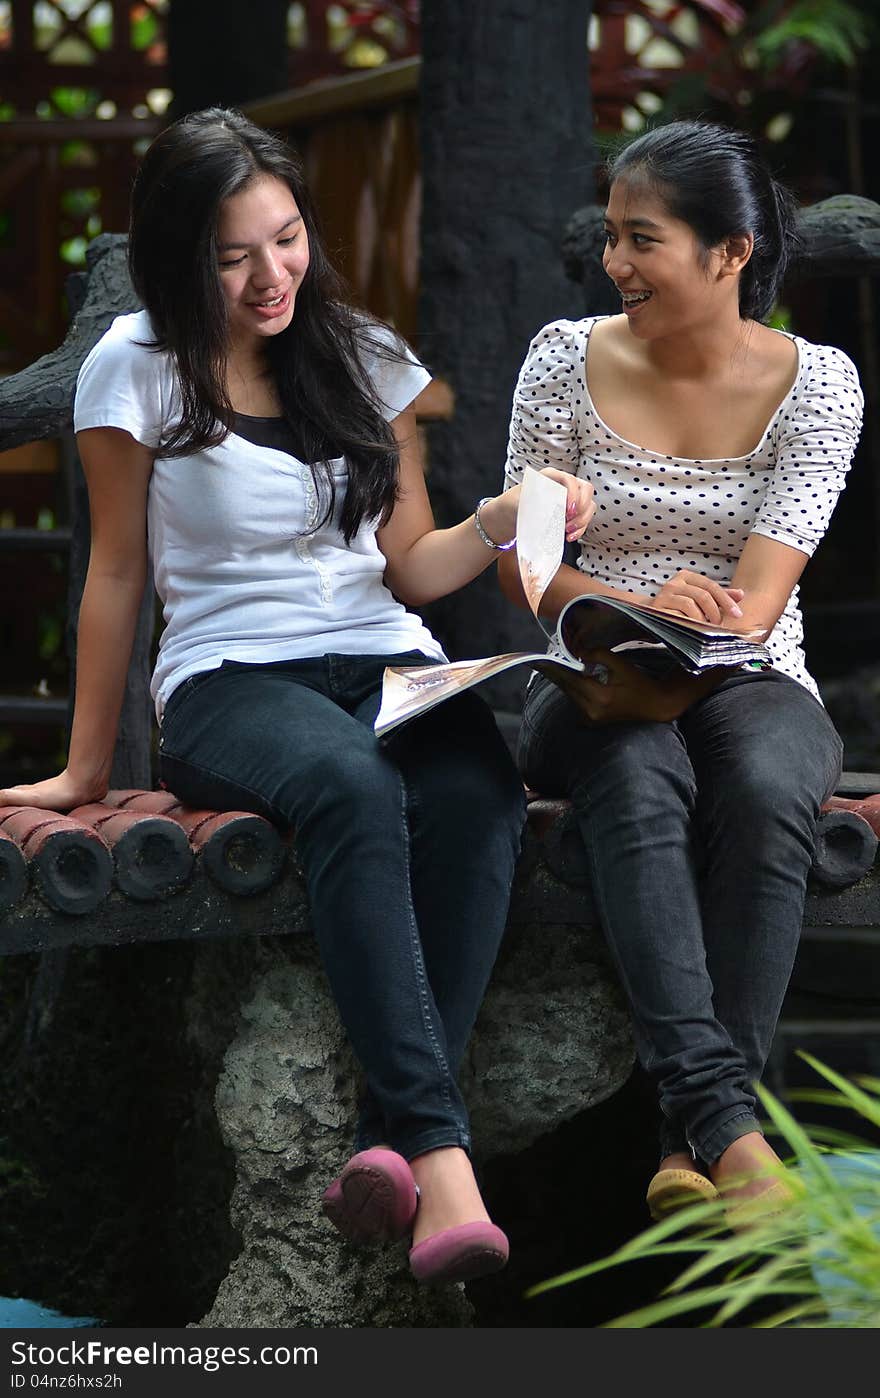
top-left (191, 863), bottom-right (632, 1328)
top-left (0, 819), bottom-right (633, 1329)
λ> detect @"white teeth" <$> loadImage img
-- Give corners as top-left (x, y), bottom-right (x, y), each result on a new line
top-left (622, 290), bottom-right (651, 305)
top-left (257, 295), bottom-right (283, 307)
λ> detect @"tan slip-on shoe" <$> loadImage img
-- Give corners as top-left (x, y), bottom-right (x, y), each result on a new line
top-left (723, 1179), bottom-right (796, 1234)
top-left (646, 1167), bottom-right (719, 1221)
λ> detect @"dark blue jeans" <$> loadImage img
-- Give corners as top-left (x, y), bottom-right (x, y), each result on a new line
top-left (158, 652), bottom-right (526, 1161)
top-left (518, 667), bottom-right (843, 1165)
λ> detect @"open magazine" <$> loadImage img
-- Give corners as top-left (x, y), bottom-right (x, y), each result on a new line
top-left (375, 470), bottom-right (771, 738)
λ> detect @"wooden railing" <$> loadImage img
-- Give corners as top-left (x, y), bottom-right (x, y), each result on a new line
top-left (0, 117), bottom-right (159, 374)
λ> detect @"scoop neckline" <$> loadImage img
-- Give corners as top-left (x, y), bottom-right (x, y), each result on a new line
top-left (579, 317), bottom-right (804, 466)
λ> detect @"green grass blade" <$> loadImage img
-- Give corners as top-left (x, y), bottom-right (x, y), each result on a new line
top-left (796, 1052), bottom-right (880, 1129)
top-left (528, 1059), bottom-right (880, 1327)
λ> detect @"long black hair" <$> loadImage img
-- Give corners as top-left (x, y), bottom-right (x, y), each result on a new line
top-left (128, 107), bottom-right (408, 542)
top-left (608, 120), bottom-right (801, 322)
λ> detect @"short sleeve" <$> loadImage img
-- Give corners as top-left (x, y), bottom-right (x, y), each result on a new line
top-left (73, 312), bottom-right (169, 449)
top-left (752, 343), bottom-right (863, 557)
top-left (357, 321), bottom-right (431, 421)
top-left (504, 319), bottom-right (582, 491)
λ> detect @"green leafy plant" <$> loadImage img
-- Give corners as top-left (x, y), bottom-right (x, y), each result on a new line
top-left (751, 0), bottom-right (870, 69)
top-left (527, 1055), bottom-right (880, 1327)
top-left (649, 0), bottom-right (874, 139)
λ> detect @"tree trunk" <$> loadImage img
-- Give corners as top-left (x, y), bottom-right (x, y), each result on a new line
top-left (168, 0), bottom-right (290, 119)
top-left (418, 0), bottom-right (595, 703)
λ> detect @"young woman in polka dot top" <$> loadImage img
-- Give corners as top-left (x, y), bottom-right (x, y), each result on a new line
top-left (500, 120), bottom-right (864, 1228)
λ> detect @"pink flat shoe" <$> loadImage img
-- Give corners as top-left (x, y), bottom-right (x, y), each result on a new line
top-left (321, 1148), bottom-right (418, 1245)
top-left (408, 1221), bottom-right (510, 1285)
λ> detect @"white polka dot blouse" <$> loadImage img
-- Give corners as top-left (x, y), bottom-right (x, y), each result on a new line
top-left (504, 316), bottom-right (864, 698)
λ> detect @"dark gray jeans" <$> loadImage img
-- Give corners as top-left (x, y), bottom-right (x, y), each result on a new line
top-left (158, 653), bottom-right (526, 1161)
top-left (518, 667), bottom-right (843, 1165)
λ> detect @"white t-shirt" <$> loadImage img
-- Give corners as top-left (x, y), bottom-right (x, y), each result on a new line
top-left (505, 316), bottom-right (864, 698)
top-left (74, 310), bottom-right (445, 720)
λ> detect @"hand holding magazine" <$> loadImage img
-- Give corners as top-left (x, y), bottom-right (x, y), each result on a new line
top-left (375, 470), bottom-right (771, 737)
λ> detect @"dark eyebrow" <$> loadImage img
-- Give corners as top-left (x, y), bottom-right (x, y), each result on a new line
top-left (603, 215), bottom-right (663, 232)
top-left (217, 214), bottom-right (302, 252)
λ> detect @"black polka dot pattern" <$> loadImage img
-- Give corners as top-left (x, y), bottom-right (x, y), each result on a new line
top-left (504, 316), bottom-right (864, 698)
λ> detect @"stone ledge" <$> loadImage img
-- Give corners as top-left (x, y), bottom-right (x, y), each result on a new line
top-left (3, 787), bottom-right (880, 954)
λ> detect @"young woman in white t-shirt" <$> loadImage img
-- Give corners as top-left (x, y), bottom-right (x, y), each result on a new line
top-left (500, 120), bottom-right (863, 1229)
top-left (0, 107), bottom-right (594, 1285)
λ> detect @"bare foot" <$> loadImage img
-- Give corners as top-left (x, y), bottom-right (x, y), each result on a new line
top-left (409, 1146), bottom-right (491, 1246)
top-left (709, 1132), bottom-right (791, 1206)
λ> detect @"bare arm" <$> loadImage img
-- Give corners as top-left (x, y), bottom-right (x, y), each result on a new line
top-left (0, 427), bottom-right (154, 809)
top-left (499, 550), bottom-right (657, 622)
top-left (728, 531), bottom-right (809, 635)
top-left (377, 408), bottom-right (594, 607)
top-left (504, 530), bottom-right (803, 634)
top-left (498, 549), bottom-right (745, 626)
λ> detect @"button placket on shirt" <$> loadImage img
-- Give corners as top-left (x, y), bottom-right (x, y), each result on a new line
top-left (297, 463), bottom-right (335, 608)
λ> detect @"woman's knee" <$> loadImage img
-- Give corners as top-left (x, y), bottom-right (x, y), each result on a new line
top-left (395, 696), bottom-right (524, 812)
top-left (283, 743), bottom-right (402, 829)
top-left (432, 759), bottom-right (526, 841)
top-left (716, 734), bottom-right (838, 830)
top-left (571, 722), bottom-right (697, 819)
top-left (698, 759), bottom-right (826, 874)
top-left (405, 738), bottom-right (527, 848)
top-left (705, 678), bottom-right (842, 811)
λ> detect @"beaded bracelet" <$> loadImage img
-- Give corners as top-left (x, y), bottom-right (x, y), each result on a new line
top-left (474, 497), bottom-right (517, 551)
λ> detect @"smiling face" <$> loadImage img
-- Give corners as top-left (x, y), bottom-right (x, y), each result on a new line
top-left (602, 177), bottom-right (736, 339)
top-left (216, 172), bottom-right (310, 356)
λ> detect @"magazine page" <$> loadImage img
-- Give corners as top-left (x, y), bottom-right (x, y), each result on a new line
top-left (600, 596), bottom-right (768, 642)
top-left (374, 467), bottom-right (572, 738)
top-left (557, 594), bottom-right (771, 673)
top-left (374, 651), bottom-right (560, 738)
top-left (515, 467), bottom-right (568, 620)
